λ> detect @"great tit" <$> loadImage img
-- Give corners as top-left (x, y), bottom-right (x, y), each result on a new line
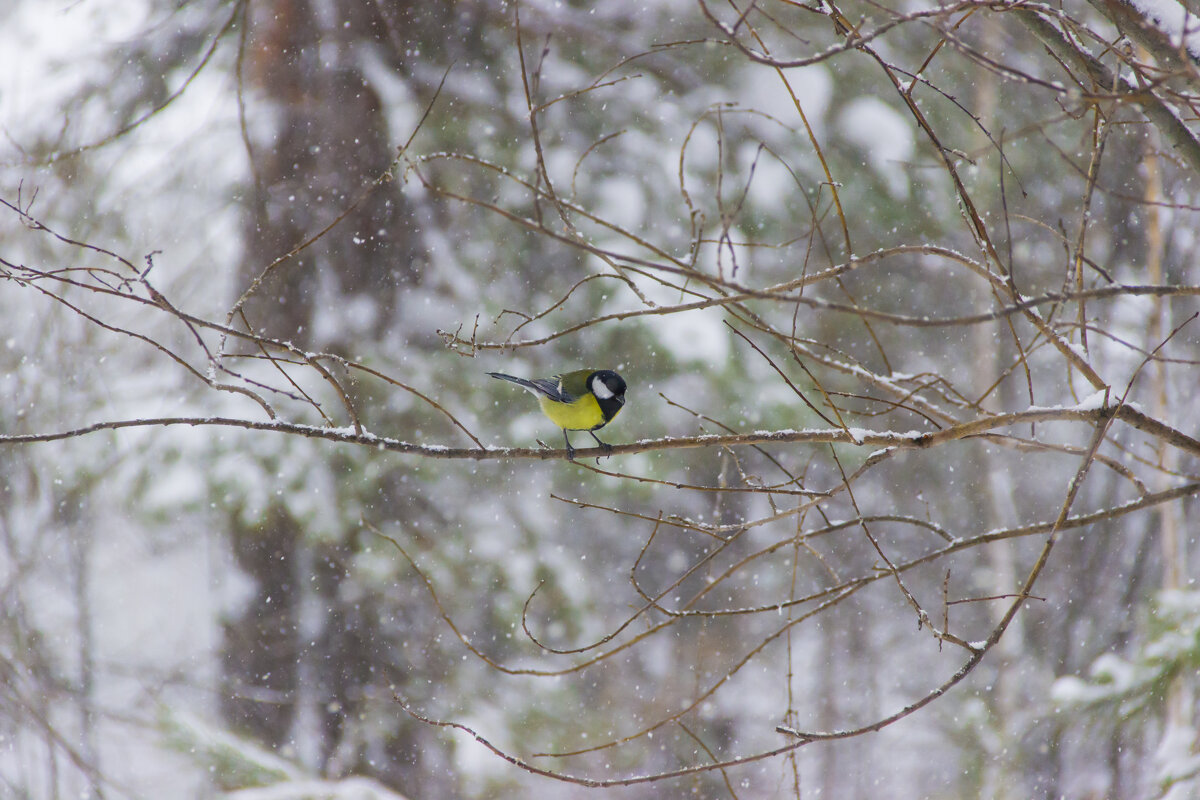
top-left (488, 369), bottom-right (627, 459)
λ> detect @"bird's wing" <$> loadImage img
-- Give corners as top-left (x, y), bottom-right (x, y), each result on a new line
top-left (488, 372), bottom-right (576, 403)
top-left (555, 370), bottom-right (596, 400)
top-left (530, 377), bottom-right (575, 403)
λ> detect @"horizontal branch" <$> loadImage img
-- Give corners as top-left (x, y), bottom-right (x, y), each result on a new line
top-left (2, 401), bottom-right (1198, 458)
top-left (397, 692), bottom-right (807, 787)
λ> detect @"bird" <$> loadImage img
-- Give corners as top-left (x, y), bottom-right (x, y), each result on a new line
top-left (488, 368), bottom-right (627, 459)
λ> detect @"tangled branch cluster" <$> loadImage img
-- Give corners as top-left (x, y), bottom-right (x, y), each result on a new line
top-left (3, 0), bottom-right (1200, 792)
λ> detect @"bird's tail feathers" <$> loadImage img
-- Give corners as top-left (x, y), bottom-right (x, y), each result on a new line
top-left (487, 372), bottom-right (539, 392)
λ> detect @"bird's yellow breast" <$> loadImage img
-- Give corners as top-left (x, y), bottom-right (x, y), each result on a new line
top-left (538, 393), bottom-right (612, 431)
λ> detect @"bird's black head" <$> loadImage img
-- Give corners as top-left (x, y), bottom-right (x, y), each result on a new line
top-left (588, 370), bottom-right (627, 422)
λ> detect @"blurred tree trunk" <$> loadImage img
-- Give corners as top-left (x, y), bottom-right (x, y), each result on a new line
top-left (967, 14), bottom-right (1027, 798)
top-left (221, 0), bottom-right (438, 792)
top-left (237, 0), bottom-right (427, 348)
top-left (1144, 106), bottom-right (1196, 798)
top-left (65, 487), bottom-right (103, 799)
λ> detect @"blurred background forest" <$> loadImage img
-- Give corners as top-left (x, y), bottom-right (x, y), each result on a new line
top-left (2, 0), bottom-right (1200, 798)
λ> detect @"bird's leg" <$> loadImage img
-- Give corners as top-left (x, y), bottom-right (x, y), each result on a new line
top-left (589, 431), bottom-right (614, 459)
top-left (563, 430), bottom-right (576, 461)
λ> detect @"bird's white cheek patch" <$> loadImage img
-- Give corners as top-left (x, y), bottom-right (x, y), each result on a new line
top-left (592, 379), bottom-right (615, 400)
